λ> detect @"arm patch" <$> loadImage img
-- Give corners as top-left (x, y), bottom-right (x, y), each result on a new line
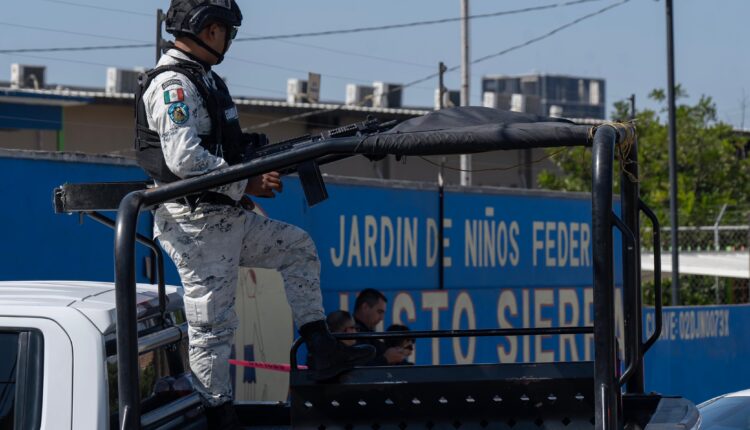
top-left (161, 78), bottom-right (184, 90)
top-left (168, 102), bottom-right (190, 125)
top-left (163, 88), bottom-right (185, 104)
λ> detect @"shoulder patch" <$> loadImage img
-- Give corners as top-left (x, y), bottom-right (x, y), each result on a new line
top-left (168, 102), bottom-right (190, 125)
top-left (161, 78), bottom-right (183, 90)
top-left (163, 88), bottom-right (185, 104)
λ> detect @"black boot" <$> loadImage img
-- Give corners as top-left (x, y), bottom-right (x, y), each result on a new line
top-left (300, 320), bottom-right (376, 381)
top-left (204, 401), bottom-right (240, 430)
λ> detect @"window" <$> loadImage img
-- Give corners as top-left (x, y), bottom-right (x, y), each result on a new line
top-left (0, 330), bottom-right (44, 430)
top-left (0, 333), bottom-right (18, 430)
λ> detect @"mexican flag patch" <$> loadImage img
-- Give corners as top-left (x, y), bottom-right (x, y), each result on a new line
top-left (163, 88), bottom-right (185, 104)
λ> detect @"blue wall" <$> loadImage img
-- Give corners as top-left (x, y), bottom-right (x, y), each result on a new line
top-left (643, 305), bottom-right (746, 403)
top-left (3, 155), bottom-right (746, 404)
top-left (0, 154), bottom-right (154, 282)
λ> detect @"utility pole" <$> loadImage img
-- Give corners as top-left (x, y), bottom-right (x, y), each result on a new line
top-left (438, 62), bottom-right (447, 110)
top-left (156, 9), bottom-right (166, 63)
top-left (665, 0), bottom-right (679, 305)
top-left (740, 89), bottom-right (747, 131)
top-left (459, 0), bottom-right (472, 186)
top-left (437, 62), bottom-right (448, 290)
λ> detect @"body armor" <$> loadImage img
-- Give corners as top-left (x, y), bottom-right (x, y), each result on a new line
top-left (134, 59), bottom-right (244, 183)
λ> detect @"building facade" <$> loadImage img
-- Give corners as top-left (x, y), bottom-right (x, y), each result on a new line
top-left (482, 74), bottom-right (606, 119)
top-left (0, 67), bottom-right (586, 189)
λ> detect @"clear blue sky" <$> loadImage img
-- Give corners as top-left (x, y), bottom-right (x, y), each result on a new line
top-left (1, 0), bottom-right (749, 127)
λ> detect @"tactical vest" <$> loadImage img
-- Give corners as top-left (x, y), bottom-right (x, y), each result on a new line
top-left (134, 60), bottom-right (244, 183)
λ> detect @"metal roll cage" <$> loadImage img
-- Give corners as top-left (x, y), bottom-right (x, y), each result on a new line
top-left (55, 122), bottom-right (662, 430)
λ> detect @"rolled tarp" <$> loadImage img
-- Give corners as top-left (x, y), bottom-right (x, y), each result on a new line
top-left (355, 106), bottom-right (594, 156)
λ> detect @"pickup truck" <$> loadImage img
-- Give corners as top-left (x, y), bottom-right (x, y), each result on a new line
top-left (0, 280), bottom-right (700, 430)
top-left (0, 281), bottom-right (190, 429)
top-left (0, 281), bottom-right (291, 429)
top-left (7, 108), bottom-right (701, 430)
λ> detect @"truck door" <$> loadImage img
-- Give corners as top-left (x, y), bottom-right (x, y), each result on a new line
top-left (0, 317), bottom-right (73, 430)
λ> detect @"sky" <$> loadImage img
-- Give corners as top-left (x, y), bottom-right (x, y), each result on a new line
top-left (1, 0), bottom-right (749, 127)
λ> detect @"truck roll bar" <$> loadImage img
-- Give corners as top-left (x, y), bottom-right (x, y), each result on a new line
top-left (55, 110), bottom-right (656, 430)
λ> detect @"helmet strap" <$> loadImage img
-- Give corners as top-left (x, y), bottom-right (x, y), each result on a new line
top-left (187, 33), bottom-right (226, 65)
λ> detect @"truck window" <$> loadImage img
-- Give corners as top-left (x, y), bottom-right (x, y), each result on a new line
top-left (0, 330), bottom-right (44, 430)
top-left (0, 332), bottom-right (19, 429)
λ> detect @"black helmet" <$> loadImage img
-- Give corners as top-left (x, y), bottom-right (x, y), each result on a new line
top-left (165, 0), bottom-right (242, 37)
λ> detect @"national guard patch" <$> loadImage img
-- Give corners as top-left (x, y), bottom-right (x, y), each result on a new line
top-left (168, 102), bottom-right (189, 125)
top-left (161, 79), bottom-right (183, 90)
top-left (163, 87), bottom-right (185, 104)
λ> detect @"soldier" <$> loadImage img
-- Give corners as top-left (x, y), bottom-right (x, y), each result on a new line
top-left (134, 1), bottom-right (374, 427)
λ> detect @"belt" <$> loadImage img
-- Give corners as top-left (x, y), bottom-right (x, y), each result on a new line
top-left (178, 192), bottom-right (239, 210)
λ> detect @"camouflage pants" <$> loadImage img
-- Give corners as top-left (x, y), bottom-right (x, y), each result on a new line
top-left (155, 204), bottom-right (324, 406)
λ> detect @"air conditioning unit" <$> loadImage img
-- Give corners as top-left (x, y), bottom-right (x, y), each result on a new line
top-left (106, 67), bottom-right (144, 94)
top-left (510, 94), bottom-right (526, 112)
top-left (372, 81), bottom-right (402, 108)
top-left (10, 64), bottom-right (46, 89)
top-left (433, 89), bottom-right (460, 109)
top-left (510, 94), bottom-right (541, 115)
top-left (286, 78), bottom-right (308, 104)
top-left (482, 91), bottom-right (511, 109)
top-left (589, 80), bottom-right (601, 105)
top-left (345, 84), bottom-right (374, 107)
top-left (307, 73), bottom-right (321, 104)
top-left (549, 105), bottom-right (564, 118)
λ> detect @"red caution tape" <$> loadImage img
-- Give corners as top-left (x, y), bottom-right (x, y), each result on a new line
top-left (229, 359), bottom-right (307, 372)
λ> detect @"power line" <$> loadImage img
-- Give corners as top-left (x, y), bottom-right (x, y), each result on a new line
top-left (248, 0), bottom-right (629, 129)
top-left (234, 0), bottom-right (602, 41)
top-left (0, 21), bottom-right (149, 43)
top-left (1, 0), bottom-right (602, 54)
top-left (229, 83), bottom-right (286, 96)
top-left (38, 0), bottom-right (152, 17)
top-left (0, 48), bottom-right (431, 98)
top-left (247, 34), bottom-right (435, 70)
top-left (0, 51), bottom-right (132, 68)
top-left (225, 56), bottom-right (435, 91)
top-left (403, 0), bottom-right (632, 90)
top-left (417, 148), bottom-right (569, 173)
top-left (472, 0), bottom-right (629, 65)
top-left (0, 43), bottom-right (151, 54)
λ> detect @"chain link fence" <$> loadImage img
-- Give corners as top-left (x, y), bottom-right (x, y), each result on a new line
top-left (640, 205), bottom-right (750, 305)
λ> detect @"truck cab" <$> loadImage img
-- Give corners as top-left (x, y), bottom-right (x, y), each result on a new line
top-left (0, 281), bottom-right (198, 430)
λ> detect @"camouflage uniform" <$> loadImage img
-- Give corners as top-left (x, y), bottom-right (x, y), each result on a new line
top-left (145, 49), bottom-right (325, 406)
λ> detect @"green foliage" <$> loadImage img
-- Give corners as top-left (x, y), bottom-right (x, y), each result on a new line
top-left (539, 86), bottom-right (750, 228)
top-left (538, 87), bottom-right (750, 304)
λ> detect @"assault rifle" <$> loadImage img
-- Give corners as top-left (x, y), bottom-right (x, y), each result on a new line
top-left (244, 117), bottom-right (398, 206)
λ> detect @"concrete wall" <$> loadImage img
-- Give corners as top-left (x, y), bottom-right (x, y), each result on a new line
top-left (0, 129), bottom-right (58, 151)
top-left (63, 104), bottom-right (134, 154)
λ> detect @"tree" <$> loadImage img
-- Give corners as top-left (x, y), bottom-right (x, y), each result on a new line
top-left (538, 87), bottom-right (750, 304)
top-left (541, 86), bottom-right (750, 224)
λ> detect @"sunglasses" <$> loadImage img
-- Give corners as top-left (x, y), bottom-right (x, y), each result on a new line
top-left (228, 26), bottom-right (238, 40)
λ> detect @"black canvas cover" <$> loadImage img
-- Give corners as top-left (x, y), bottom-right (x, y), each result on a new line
top-left (356, 107), bottom-right (593, 155)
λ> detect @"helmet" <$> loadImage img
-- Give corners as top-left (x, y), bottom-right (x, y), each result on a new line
top-left (165, 0), bottom-right (242, 37)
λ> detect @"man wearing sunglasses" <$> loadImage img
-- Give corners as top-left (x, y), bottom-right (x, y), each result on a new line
top-left (134, 1), bottom-right (375, 428)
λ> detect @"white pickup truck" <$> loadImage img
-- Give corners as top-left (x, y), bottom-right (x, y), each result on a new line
top-left (0, 280), bottom-right (218, 430)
